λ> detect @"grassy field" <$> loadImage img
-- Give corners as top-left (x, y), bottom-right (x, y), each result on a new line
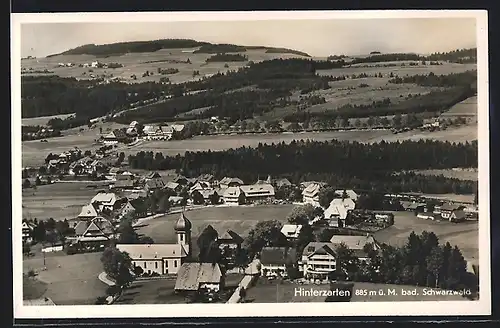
top-left (245, 279), bottom-right (469, 303)
top-left (21, 48), bottom-right (310, 84)
top-left (22, 181), bottom-right (111, 222)
top-left (412, 169), bottom-right (478, 181)
top-left (374, 211), bottom-right (478, 262)
top-left (368, 123), bottom-right (477, 143)
top-left (116, 273), bottom-right (244, 304)
top-left (440, 96), bottom-right (478, 117)
top-left (136, 205), bottom-right (294, 256)
top-left (22, 113), bottom-right (75, 127)
top-left (23, 251), bottom-right (106, 305)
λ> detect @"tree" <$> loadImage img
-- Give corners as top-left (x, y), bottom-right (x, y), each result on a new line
top-left (192, 191), bottom-right (205, 205)
top-left (392, 114), bottom-right (403, 129)
top-left (23, 243), bottom-right (31, 256)
top-left (243, 220), bottom-right (285, 258)
top-left (286, 204), bottom-right (319, 225)
top-left (140, 236), bottom-right (155, 244)
top-left (209, 192), bottom-right (220, 205)
top-left (197, 225), bottom-right (220, 263)
top-left (32, 221), bottom-right (46, 243)
top-left (158, 195), bottom-right (171, 213)
top-left (239, 286), bottom-right (247, 302)
top-left (334, 243), bottom-right (360, 280)
top-left (23, 178), bottom-right (31, 189)
top-left (118, 220), bottom-right (139, 244)
top-left (318, 187), bottom-right (336, 208)
top-left (100, 246), bottom-right (134, 287)
top-left (426, 246), bottom-right (444, 287)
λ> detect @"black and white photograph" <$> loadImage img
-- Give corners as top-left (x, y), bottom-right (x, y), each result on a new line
top-left (12, 10), bottom-right (490, 318)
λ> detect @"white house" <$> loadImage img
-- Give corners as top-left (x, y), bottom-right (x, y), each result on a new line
top-left (280, 224), bottom-right (303, 240)
top-left (223, 186), bottom-right (245, 205)
top-left (329, 234), bottom-right (380, 262)
top-left (302, 183), bottom-right (322, 206)
top-left (91, 192), bottom-right (123, 212)
top-left (240, 183), bottom-right (275, 202)
top-left (260, 247), bottom-right (296, 278)
top-left (300, 242), bottom-right (337, 279)
top-left (22, 221), bottom-right (34, 243)
top-left (439, 203), bottom-right (466, 222)
top-left (324, 198), bottom-right (356, 225)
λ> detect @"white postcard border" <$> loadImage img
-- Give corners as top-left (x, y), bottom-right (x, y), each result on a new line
top-left (11, 10), bottom-right (491, 318)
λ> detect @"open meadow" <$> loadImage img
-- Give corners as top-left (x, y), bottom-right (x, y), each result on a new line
top-left (22, 113), bottom-right (75, 127)
top-left (244, 279), bottom-right (469, 303)
top-left (412, 168), bottom-right (478, 181)
top-left (22, 181), bottom-right (111, 222)
top-left (23, 251), bottom-right (106, 305)
top-left (440, 96), bottom-right (478, 118)
top-left (374, 211), bottom-right (478, 262)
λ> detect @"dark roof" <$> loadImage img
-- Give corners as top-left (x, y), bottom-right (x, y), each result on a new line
top-left (276, 178), bottom-right (292, 187)
top-left (407, 203), bottom-right (426, 210)
top-left (218, 230), bottom-right (244, 244)
top-left (146, 172), bottom-right (161, 179)
top-left (113, 129), bottom-right (127, 139)
top-left (113, 180), bottom-right (135, 188)
top-left (174, 263), bottom-right (222, 291)
top-left (440, 203), bottom-right (463, 211)
top-left (198, 174), bottom-right (214, 182)
top-left (260, 247), bottom-right (296, 265)
top-left (145, 178), bottom-right (165, 189)
top-left (175, 213), bottom-right (192, 231)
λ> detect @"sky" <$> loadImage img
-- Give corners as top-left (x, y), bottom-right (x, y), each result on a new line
top-left (20, 18), bottom-right (477, 58)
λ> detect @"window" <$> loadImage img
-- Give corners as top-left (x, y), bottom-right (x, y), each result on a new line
top-left (165, 261), bottom-right (168, 268)
top-left (155, 262), bottom-right (158, 269)
top-left (174, 260), bottom-right (177, 268)
top-left (180, 234), bottom-right (184, 242)
top-left (144, 262), bottom-right (147, 268)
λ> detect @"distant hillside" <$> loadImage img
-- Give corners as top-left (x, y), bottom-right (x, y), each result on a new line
top-left (48, 39), bottom-right (210, 57)
top-left (48, 39), bottom-right (311, 58)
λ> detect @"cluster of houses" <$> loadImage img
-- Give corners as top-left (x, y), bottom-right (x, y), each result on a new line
top-left (259, 231), bottom-right (380, 281)
top-left (100, 121), bottom-right (186, 145)
top-left (403, 201), bottom-right (477, 222)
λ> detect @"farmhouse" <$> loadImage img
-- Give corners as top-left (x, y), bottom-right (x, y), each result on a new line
top-left (189, 181), bottom-right (212, 193)
top-left (302, 183), bottom-right (323, 206)
top-left (144, 171), bottom-right (161, 180)
top-left (217, 230), bottom-right (244, 266)
top-left (219, 177), bottom-right (244, 189)
top-left (404, 202), bottom-right (427, 213)
top-left (300, 181), bottom-right (327, 189)
top-left (144, 178), bottom-right (166, 193)
top-left (240, 183), bottom-right (275, 202)
top-left (323, 203), bottom-right (349, 228)
top-left (275, 178), bottom-right (292, 188)
top-left (77, 203), bottom-right (99, 220)
top-left (300, 242), bottom-right (337, 279)
top-left (223, 186), bottom-right (246, 205)
top-left (174, 263), bottom-right (223, 293)
top-left (91, 192), bottom-right (125, 212)
top-left (22, 221), bottom-right (34, 243)
top-left (117, 201), bottom-right (137, 220)
top-left (102, 129), bottom-right (128, 145)
top-left (142, 125), bottom-right (174, 140)
top-left (280, 224), bottom-right (303, 240)
top-left (438, 203), bottom-right (466, 222)
top-left (197, 174), bottom-right (216, 186)
top-left (329, 234), bottom-right (380, 262)
top-left (111, 179), bottom-right (136, 190)
top-left (164, 181), bottom-right (182, 193)
top-left (72, 217), bottom-right (115, 248)
top-left (170, 175), bottom-right (190, 186)
top-left (260, 247), bottom-right (297, 278)
top-left (328, 198), bottom-right (356, 211)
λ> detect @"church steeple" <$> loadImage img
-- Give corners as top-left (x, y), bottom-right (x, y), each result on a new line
top-left (175, 212), bottom-right (192, 254)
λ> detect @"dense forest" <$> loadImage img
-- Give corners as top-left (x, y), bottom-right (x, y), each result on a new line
top-left (21, 75), bottom-right (168, 119)
top-left (193, 43), bottom-right (247, 54)
top-left (48, 39), bottom-right (209, 57)
top-left (349, 48), bottom-right (477, 65)
top-left (205, 53), bottom-right (249, 62)
top-left (127, 139), bottom-right (477, 194)
top-left (388, 70), bottom-right (477, 88)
